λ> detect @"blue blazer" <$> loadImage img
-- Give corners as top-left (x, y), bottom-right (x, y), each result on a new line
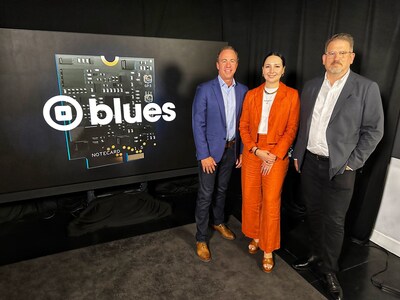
top-left (192, 77), bottom-right (248, 163)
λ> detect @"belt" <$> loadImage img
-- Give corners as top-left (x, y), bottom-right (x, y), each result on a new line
top-left (306, 150), bottom-right (329, 161)
top-left (225, 139), bottom-right (235, 148)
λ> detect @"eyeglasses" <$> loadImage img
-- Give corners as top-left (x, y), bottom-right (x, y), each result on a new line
top-left (325, 51), bottom-right (353, 57)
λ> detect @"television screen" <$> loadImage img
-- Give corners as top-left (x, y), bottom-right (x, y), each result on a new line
top-left (0, 28), bottom-right (226, 203)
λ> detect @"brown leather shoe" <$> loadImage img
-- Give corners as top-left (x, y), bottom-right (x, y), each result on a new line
top-left (212, 224), bottom-right (236, 240)
top-left (196, 242), bottom-right (211, 262)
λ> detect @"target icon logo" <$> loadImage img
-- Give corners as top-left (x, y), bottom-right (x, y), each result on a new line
top-left (43, 95), bottom-right (83, 131)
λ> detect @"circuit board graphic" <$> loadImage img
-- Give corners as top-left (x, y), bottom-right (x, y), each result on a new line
top-left (55, 54), bottom-right (156, 168)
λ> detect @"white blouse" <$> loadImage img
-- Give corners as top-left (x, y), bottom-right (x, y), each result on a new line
top-left (258, 87), bottom-right (278, 134)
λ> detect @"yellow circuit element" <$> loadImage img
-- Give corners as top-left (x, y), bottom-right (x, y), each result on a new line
top-left (127, 153), bottom-right (145, 161)
top-left (100, 56), bottom-right (120, 67)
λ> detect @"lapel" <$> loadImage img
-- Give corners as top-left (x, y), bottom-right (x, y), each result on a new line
top-left (306, 77), bottom-right (324, 130)
top-left (212, 77), bottom-right (226, 124)
top-left (329, 71), bottom-right (355, 124)
top-left (269, 82), bottom-right (286, 124)
top-left (234, 84), bottom-right (242, 118)
top-left (252, 84), bottom-right (264, 127)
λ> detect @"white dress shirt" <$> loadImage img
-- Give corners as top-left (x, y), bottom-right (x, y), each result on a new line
top-left (307, 69), bottom-right (350, 156)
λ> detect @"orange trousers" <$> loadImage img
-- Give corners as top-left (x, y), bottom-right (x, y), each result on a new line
top-left (241, 135), bottom-right (289, 253)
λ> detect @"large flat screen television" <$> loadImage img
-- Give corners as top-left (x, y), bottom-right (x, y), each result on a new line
top-left (0, 28), bottom-right (226, 203)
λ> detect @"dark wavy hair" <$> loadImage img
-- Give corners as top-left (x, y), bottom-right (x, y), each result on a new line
top-left (262, 51), bottom-right (286, 67)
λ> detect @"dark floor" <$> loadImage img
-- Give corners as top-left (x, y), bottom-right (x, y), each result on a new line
top-left (0, 173), bottom-right (399, 300)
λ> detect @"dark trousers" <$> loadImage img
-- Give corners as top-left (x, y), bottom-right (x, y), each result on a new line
top-left (301, 151), bottom-right (356, 273)
top-left (195, 146), bottom-right (236, 242)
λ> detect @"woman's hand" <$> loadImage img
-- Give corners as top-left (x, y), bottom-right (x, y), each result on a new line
top-left (253, 148), bottom-right (277, 175)
top-left (255, 149), bottom-right (277, 163)
top-left (261, 160), bottom-right (274, 176)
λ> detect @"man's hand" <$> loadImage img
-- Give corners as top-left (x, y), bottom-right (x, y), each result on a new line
top-left (201, 156), bottom-right (217, 174)
top-left (235, 154), bottom-right (243, 168)
top-left (294, 159), bottom-right (300, 173)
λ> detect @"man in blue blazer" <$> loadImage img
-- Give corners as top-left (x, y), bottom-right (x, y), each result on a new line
top-left (192, 46), bottom-right (248, 262)
top-left (292, 33), bottom-right (384, 300)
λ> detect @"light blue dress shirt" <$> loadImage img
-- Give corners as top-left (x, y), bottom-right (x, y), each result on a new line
top-left (218, 76), bottom-right (236, 141)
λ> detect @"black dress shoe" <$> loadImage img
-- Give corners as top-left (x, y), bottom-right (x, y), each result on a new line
top-left (325, 273), bottom-right (343, 300)
top-left (292, 255), bottom-right (321, 271)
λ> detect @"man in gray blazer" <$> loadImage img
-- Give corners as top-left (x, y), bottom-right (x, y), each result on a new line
top-left (292, 33), bottom-right (384, 300)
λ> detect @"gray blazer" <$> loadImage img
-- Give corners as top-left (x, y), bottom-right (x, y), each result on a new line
top-left (293, 71), bottom-right (384, 179)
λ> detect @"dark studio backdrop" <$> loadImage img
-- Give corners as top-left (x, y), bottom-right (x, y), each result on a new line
top-left (1, 0), bottom-right (400, 241)
top-left (0, 28), bottom-right (226, 202)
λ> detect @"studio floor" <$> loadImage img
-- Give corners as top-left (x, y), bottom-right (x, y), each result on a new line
top-left (0, 175), bottom-right (399, 300)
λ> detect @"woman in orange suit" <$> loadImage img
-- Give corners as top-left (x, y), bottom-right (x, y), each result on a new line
top-left (239, 52), bottom-right (300, 273)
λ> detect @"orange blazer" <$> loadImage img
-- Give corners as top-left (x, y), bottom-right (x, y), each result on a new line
top-left (239, 82), bottom-right (300, 159)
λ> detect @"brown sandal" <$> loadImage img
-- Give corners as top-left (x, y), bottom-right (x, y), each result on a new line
top-left (262, 255), bottom-right (274, 273)
top-left (248, 239), bottom-right (259, 254)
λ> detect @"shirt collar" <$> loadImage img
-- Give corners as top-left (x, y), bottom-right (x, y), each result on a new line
top-left (218, 75), bottom-right (236, 88)
top-left (324, 69), bottom-right (351, 87)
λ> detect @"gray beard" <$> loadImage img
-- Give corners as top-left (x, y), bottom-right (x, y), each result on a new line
top-left (328, 66), bottom-right (343, 74)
